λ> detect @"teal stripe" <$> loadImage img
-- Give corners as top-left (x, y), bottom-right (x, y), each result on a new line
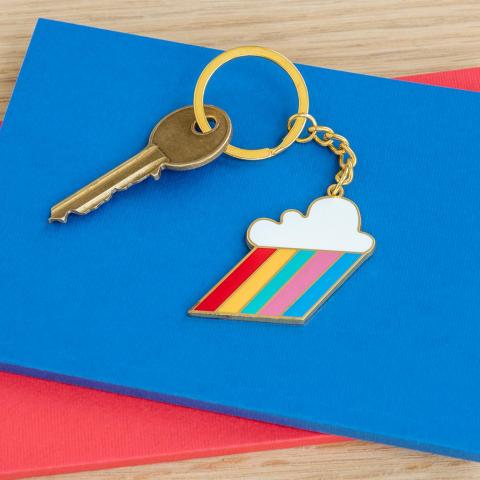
top-left (242, 250), bottom-right (316, 314)
top-left (284, 253), bottom-right (362, 318)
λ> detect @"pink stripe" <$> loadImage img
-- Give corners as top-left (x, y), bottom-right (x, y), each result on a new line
top-left (259, 250), bottom-right (342, 316)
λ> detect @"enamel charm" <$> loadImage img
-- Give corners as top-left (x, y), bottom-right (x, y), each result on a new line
top-left (190, 196), bottom-right (375, 324)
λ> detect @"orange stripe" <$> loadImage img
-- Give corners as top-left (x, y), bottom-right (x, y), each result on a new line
top-left (216, 249), bottom-right (297, 314)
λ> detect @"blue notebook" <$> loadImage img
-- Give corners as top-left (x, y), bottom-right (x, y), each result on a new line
top-left (1, 19), bottom-right (480, 460)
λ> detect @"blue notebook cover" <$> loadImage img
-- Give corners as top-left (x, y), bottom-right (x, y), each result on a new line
top-left (1, 19), bottom-right (480, 460)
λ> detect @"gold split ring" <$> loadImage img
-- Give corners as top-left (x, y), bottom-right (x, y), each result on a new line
top-left (193, 46), bottom-right (309, 160)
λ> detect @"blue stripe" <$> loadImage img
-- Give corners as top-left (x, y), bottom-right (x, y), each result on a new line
top-left (284, 253), bottom-right (362, 318)
top-left (242, 250), bottom-right (315, 314)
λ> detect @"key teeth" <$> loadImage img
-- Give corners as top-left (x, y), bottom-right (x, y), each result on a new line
top-left (49, 196), bottom-right (112, 224)
top-left (49, 214), bottom-right (68, 224)
top-left (151, 163), bottom-right (163, 180)
top-left (49, 156), bottom-right (165, 224)
top-left (49, 171), bottom-right (163, 224)
top-left (49, 207), bottom-right (93, 224)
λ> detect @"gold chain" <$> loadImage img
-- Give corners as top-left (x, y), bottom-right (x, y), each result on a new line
top-left (287, 113), bottom-right (357, 197)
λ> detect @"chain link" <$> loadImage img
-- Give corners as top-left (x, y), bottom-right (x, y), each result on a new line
top-left (287, 113), bottom-right (357, 197)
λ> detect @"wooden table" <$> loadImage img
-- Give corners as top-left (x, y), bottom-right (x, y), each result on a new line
top-left (1, 1), bottom-right (480, 478)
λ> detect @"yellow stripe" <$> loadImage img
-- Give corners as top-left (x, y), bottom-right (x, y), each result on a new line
top-left (216, 248), bottom-right (297, 314)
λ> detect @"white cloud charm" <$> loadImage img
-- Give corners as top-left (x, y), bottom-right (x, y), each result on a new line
top-left (247, 196), bottom-right (374, 253)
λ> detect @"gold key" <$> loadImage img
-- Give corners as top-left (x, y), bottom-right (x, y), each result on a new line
top-left (49, 105), bottom-right (232, 223)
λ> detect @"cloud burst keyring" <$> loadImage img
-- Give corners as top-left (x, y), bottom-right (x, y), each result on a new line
top-left (190, 197), bottom-right (374, 324)
top-left (190, 47), bottom-right (375, 324)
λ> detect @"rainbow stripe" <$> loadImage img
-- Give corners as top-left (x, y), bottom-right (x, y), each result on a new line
top-left (190, 247), bottom-right (364, 324)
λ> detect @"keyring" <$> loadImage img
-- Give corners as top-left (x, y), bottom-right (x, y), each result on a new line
top-left (193, 46), bottom-right (309, 160)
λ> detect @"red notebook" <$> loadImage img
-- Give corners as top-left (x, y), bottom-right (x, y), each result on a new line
top-left (1, 67), bottom-right (478, 480)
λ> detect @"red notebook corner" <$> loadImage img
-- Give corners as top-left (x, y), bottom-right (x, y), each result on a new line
top-left (1, 67), bottom-right (479, 480)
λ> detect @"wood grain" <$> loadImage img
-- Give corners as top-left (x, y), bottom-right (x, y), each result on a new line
top-left (34, 442), bottom-right (480, 480)
top-left (2, 1), bottom-right (480, 478)
top-left (2, 0), bottom-right (480, 117)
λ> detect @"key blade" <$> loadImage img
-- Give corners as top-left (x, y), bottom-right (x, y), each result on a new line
top-left (49, 145), bottom-right (165, 223)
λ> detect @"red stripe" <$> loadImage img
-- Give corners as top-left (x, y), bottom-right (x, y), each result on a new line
top-left (194, 247), bottom-right (276, 312)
